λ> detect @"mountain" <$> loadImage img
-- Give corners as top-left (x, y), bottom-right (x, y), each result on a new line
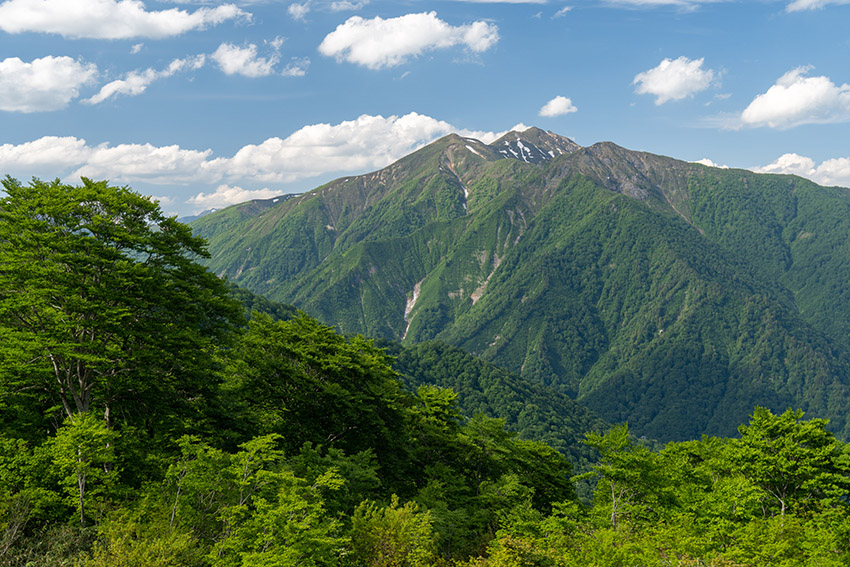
top-left (192, 128), bottom-right (850, 442)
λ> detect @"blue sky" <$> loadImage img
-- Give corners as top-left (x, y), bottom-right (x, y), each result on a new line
top-left (1, 0), bottom-right (849, 216)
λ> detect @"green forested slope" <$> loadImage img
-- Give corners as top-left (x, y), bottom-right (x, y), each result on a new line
top-left (192, 129), bottom-right (850, 442)
top-left (389, 340), bottom-right (608, 467)
top-left (6, 180), bottom-right (850, 567)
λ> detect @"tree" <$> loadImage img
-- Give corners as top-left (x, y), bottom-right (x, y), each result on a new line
top-left (221, 313), bottom-right (410, 477)
top-left (733, 407), bottom-right (850, 518)
top-left (0, 177), bottom-right (242, 430)
top-left (583, 425), bottom-right (666, 527)
top-left (350, 495), bottom-right (438, 567)
top-left (51, 412), bottom-right (119, 527)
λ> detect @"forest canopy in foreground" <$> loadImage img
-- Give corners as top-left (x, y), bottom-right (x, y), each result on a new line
top-left (2, 179), bottom-right (850, 566)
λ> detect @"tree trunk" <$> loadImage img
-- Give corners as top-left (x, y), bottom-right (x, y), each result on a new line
top-left (77, 469), bottom-right (87, 527)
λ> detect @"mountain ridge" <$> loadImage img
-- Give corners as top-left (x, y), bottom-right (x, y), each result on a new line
top-left (192, 127), bottom-right (850, 442)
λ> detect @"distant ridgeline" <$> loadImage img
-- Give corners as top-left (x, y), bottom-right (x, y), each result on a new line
top-left (193, 127), bottom-right (850, 442)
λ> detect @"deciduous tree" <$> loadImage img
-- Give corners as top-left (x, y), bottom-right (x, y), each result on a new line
top-left (0, 177), bottom-right (242, 430)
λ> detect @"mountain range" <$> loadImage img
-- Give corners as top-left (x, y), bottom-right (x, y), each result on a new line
top-left (192, 127), bottom-right (850, 442)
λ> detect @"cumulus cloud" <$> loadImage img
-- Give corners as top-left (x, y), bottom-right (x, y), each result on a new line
top-left (318, 12), bottom-right (500, 69)
top-left (0, 113), bottom-right (524, 214)
top-left (188, 184), bottom-right (281, 208)
top-left (0, 56), bottom-right (97, 112)
top-left (753, 153), bottom-right (850, 188)
top-left (0, 137), bottom-right (215, 186)
top-left (539, 95), bottom-right (577, 117)
top-left (84, 55), bottom-right (205, 104)
top-left (753, 153), bottom-right (815, 177)
top-left (208, 112), bottom-right (461, 183)
top-left (212, 43), bottom-right (279, 77)
top-left (0, 0), bottom-right (249, 39)
top-left (69, 143), bottom-right (216, 185)
top-left (739, 67), bottom-right (850, 129)
top-left (692, 158), bottom-right (728, 168)
top-left (814, 158), bottom-right (850, 187)
top-left (634, 56), bottom-right (716, 104)
top-left (0, 136), bottom-right (92, 167)
top-left (786, 0), bottom-right (850, 11)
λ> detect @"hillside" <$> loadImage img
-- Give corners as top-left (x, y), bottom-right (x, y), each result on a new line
top-left (388, 340), bottom-right (608, 467)
top-left (192, 128), bottom-right (850, 442)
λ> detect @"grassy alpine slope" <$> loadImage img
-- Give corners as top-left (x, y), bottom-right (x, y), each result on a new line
top-left (192, 128), bottom-right (850, 442)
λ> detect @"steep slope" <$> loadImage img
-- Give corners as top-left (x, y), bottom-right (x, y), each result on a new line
top-left (193, 128), bottom-right (850, 442)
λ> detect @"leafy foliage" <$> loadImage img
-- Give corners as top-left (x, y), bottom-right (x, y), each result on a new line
top-left (5, 180), bottom-right (850, 566)
top-left (0, 177), bottom-right (242, 438)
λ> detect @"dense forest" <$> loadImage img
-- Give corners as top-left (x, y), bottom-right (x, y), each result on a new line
top-left (191, 130), bottom-right (850, 444)
top-left (3, 178), bottom-right (850, 566)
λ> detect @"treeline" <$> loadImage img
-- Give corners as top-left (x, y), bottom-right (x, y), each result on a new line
top-left (2, 179), bottom-right (850, 566)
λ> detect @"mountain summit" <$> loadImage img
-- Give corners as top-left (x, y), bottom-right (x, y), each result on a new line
top-left (491, 127), bottom-right (581, 163)
top-left (192, 128), bottom-right (850, 442)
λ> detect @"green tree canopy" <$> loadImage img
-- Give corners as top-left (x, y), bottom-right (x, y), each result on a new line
top-left (221, 313), bottom-right (410, 476)
top-left (734, 407), bottom-right (850, 517)
top-left (0, 177), bottom-right (242, 433)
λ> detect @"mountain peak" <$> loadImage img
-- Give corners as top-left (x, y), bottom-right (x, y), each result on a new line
top-left (489, 127), bottom-right (580, 164)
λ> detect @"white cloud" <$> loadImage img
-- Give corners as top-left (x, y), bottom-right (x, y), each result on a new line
top-left (330, 0), bottom-right (368, 10)
top-left (318, 12), bottom-right (499, 69)
top-left (212, 43), bottom-right (278, 77)
top-left (739, 67), bottom-right (850, 129)
top-left (208, 112), bottom-right (462, 183)
top-left (0, 56), bottom-right (97, 112)
top-left (188, 184), bottom-right (280, 209)
top-left (70, 143), bottom-right (216, 185)
top-left (84, 55), bottom-right (205, 104)
top-left (0, 114), bottom-right (525, 214)
top-left (288, 1), bottom-right (311, 20)
top-left (753, 153), bottom-right (850, 188)
top-left (692, 158), bottom-right (728, 168)
top-left (634, 56), bottom-right (716, 104)
top-left (453, 0), bottom-right (545, 2)
top-left (553, 6), bottom-right (572, 17)
top-left (753, 153), bottom-right (815, 177)
top-left (814, 158), bottom-right (850, 187)
top-left (539, 95), bottom-right (577, 117)
top-left (0, 0), bottom-right (249, 39)
top-left (218, 115), bottom-right (523, 182)
top-left (0, 137), bottom-right (211, 184)
top-left (0, 136), bottom-right (93, 167)
top-left (786, 0), bottom-right (850, 11)
top-left (281, 57), bottom-right (310, 77)
top-left (150, 194), bottom-right (174, 206)
top-left (130, 43), bottom-right (143, 54)
top-left (603, 0), bottom-right (724, 7)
